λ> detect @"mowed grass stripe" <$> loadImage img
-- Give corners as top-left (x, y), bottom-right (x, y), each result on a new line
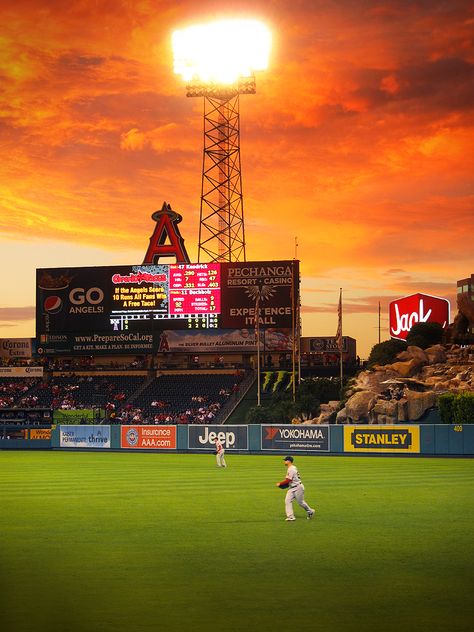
top-left (1, 452), bottom-right (473, 632)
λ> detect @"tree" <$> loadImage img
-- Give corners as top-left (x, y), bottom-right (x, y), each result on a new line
top-left (406, 322), bottom-right (444, 349)
top-left (245, 406), bottom-right (273, 424)
top-left (438, 393), bottom-right (456, 424)
top-left (297, 377), bottom-right (340, 404)
top-left (367, 339), bottom-right (407, 367)
top-left (295, 395), bottom-right (320, 421)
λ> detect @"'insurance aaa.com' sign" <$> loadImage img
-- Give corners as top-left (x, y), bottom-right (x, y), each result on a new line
top-left (121, 426), bottom-right (177, 449)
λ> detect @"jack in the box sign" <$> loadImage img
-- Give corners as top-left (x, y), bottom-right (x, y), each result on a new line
top-left (389, 293), bottom-right (450, 341)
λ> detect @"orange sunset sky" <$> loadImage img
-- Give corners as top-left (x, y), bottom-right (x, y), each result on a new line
top-left (1, 0), bottom-right (473, 357)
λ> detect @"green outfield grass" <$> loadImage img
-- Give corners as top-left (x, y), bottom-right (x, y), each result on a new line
top-left (1, 452), bottom-right (473, 632)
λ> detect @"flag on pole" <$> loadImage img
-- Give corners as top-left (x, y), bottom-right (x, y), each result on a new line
top-left (336, 288), bottom-right (343, 352)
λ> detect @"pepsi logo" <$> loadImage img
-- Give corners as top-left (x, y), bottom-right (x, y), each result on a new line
top-left (44, 295), bottom-right (63, 314)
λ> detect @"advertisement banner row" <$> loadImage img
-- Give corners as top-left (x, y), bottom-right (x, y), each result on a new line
top-left (57, 424), bottom-right (421, 454)
top-left (37, 328), bottom-right (294, 356)
top-left (0, 366), bottom-right (43, 377)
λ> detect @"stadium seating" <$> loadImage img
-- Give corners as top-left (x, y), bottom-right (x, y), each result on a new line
top-left (132, 373), bottom-right (240, 423)
top-left (0, 378), bottom-right (41, 408)
top-left (0, 371), bottom-right (250, 424)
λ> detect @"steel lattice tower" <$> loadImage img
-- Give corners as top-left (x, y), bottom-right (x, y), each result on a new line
top-left (172, 19), bottom-right (270, 262)
top-left (186, 78), bottom-right (256, 262)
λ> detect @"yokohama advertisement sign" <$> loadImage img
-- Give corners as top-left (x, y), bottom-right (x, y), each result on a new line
top-left (261, 425), bottom-right (330, 452)
top-left (389, 293), bottom-right (450, 341)
top-left (121, 425), bottom-right (177, 449)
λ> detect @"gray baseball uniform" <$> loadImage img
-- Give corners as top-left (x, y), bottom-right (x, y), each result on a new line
top-left (284, 464), bottom-right (314, 519)
top-left (215, 439), bottom-right (227, 467)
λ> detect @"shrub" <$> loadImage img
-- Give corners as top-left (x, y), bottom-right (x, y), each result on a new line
top-left (438, 393), bottom-right (456, 424)
top-left (453, 392), bottom-right (474, 424)
top-left (368, 339), bottom-right (407, 367)
top-left (245, 406), bottom-right (273, 424)
top-left (297, 377), bottom-right (340, 404)
top-left (271, 400), bottom-right (299, 423)
top-left (406, 322), bottom-right (444, 349)
top-left (438, 392), bottom-right (474, 424)
top-left (295, 395), bottom-right (320, 420)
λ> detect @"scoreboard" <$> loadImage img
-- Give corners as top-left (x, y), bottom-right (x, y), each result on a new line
top-left (37, 263), bottom-right (223, 334)
top-left (107, 264), bottom-right (220, 331)
top-left (36, 261), bottom-right (299, 353)
top-left (168, 264), bottom-right (220, 315)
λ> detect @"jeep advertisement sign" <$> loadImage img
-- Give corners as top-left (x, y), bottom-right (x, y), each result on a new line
top-left (261, 425), bottom-right (330, 452)
top-left (188, 425), bottom-right (249, 451)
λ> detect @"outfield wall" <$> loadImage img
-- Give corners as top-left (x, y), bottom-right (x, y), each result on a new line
top-left (0, 427), bottom-right (51, 450)
top-left (2, 423), bottom-right (473, 455)
top-left (46, 423), bottom-right (474, 455)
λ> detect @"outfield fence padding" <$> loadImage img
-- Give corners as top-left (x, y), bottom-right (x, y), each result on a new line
top-left (2, 423), bottom-right (474, 455)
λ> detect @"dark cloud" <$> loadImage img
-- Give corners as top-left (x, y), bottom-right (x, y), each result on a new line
top-left (302, 296), bottom-right (401, 315)
top-left (356, 58), bottom-right (474, 113)
top-left (0, 0), bottom-right (472, 354)
top-left (70, 92), bottom-right (188, 126)
top-left (384, 269), bottom-right (408, 276)
top-left (0, 307), bottom-right (35, 322)
top-left (58, 53), bottom-right (106, 69)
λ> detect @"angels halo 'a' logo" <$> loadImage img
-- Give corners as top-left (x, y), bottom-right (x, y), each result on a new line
top-left (126, 428), bottom-right (139, 447)
top-left (44, 295), bottom-right (63, 314)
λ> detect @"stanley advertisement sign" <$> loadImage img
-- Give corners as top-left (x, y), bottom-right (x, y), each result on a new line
top-left (344, 425), bottom-right (420, 453)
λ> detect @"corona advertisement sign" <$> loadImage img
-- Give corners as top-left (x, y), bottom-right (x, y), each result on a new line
top-left (344, 425), bottom-right (420, 453)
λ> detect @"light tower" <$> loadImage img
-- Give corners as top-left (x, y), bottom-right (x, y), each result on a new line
top-left (172, 19), bottom-right (271, 262)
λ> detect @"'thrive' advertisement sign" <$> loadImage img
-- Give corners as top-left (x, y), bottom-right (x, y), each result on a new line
top-left (389, 293), bottom-right (450, 341)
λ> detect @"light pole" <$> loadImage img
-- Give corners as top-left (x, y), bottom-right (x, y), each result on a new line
top-left (172, 19), bottom-right (271, 262)
top-left (247, 283), bottom-right (274, 406)
top-left (255, 293), bottom-right (261, 406)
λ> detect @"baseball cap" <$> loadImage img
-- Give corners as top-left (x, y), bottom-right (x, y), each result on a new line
top-left (283, 456), bottom-right (294, 462)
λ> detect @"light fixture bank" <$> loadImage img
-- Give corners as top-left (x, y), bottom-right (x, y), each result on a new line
top-left (172, 18), bottom-right (271, 85)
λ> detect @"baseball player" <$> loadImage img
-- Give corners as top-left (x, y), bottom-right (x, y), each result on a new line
top-left (276, 456), bottom-right (315, 521)
top-left (214, 436), bottom-right (227, 468)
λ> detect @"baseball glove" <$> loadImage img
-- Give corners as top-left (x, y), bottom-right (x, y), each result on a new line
top-left (278, 482), bottom-right (289, 489)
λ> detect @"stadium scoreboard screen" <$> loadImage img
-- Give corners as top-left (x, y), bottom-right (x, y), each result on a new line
top-left (109, 264), bottom-right (221, 329)
top-left (36, 261), bottom-right (299, 354)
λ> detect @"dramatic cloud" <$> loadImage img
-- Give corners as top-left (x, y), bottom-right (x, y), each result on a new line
top-left (0, 0), bottom-right (472, 354)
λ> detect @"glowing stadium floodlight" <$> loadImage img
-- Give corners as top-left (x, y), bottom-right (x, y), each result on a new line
top-left (172, 19), bottom-right (271, 87)
top-left (172, 18), bottom-right (271, 262)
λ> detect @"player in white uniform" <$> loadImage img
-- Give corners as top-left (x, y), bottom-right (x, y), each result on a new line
top-left (276, 456), bottom-right (315, 521)
top-left (214, 437), bottom-right (227, 468)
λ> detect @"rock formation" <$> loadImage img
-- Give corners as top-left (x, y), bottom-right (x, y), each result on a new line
top-left (307, 344), bottom-right (473, 425)
top-left (446, 294), bottom-right (474, 342)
